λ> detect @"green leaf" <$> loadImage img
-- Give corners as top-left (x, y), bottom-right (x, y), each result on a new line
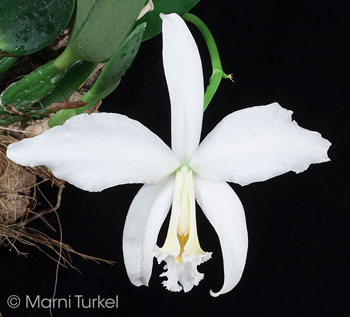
top-left (49, 22), bottom-right (147, 127)
top-left (135, 0), bottom-right (200, 41)
top-left (0, 60), bottom-right (65, 114)
top-left (35, 60), bottom-right (97, 108)
top-left (0, 57), bottom-right (18, 78)
top-left (81, 23), bottom-right (147, 101)
top-left (0, 114), bottom-right (27, 126)
top-left (0, 0), bottom-right (75, 55)
top-left (56, 0), bottom-right (146, 67)
top-left (0, 61), bottom-right (96, 125)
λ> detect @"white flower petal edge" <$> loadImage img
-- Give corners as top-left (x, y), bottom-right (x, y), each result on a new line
top-left (194, 175), bottom-right (248, 297)
top-left (123, 175), bottom-right (175, 286)
top-left (7, 113), bottom-right (180, 192)
top-left (190, 103), bottom-right (331, 186)
top-left (161, 13), bottom-right (204, 162)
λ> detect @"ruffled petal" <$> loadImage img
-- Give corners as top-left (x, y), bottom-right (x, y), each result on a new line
top-left (190, 103), bottom-right (331, 186)
top-left (154, 166), bottom-right (211, 292)
top-left (193, 175), bottom-right (248, 297)
top-left (122, 175), bottom-right (175, 287)
top-left (161, 13), bottom-right (204, 162)
top-left (7, 113), bottom-right (180, 192)
top-left (157, 254), bottom-right (210, 293)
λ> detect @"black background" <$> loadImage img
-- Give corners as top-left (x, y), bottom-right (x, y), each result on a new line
top-left (1, 0), bottom-right (349, 316)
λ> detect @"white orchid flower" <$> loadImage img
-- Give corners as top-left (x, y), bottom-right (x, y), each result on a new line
top-left (7, 13), bottom-right (331, 296)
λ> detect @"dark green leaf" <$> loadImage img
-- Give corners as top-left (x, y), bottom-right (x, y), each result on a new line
top-left (0, 114), bottom-right (27, 126)
top-left (0, 60), bottom-right (65, 114)
top-left (36, 60), bottom-right (97, 108)
top-left (49, 22), bottom-right (147, 127)
top-left (60, 0), bottom-right (146, 64)
top-left (0, 57), bottom-right (18, 78)
top-left (0, 0), bottom-right (75, 55)
top-left (84, 23), bottom-right (147, 99)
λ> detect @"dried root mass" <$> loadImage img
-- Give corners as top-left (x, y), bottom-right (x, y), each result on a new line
top-left (0, 134), bottom-right (36, 224)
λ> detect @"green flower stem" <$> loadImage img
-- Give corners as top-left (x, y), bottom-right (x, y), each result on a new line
top-left (182, 13), bottom-right (230, 111)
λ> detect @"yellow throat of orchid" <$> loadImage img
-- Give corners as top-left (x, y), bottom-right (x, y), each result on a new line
top-left (160, 164), bottom-right (205, 262)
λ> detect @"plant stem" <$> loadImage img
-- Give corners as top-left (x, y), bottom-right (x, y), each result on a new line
top-left (182, 13), bottom-right (230, 111)
top-left (54, 47), bottom-right (79, 70)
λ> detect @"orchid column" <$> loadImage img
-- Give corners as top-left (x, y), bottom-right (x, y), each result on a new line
top-left (7, 13), bottom-right (331, 296)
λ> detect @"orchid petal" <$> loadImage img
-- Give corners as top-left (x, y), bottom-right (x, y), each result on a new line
top-left (161, 13), bottom-right (204, 162)
top-left (123, 175), bottom-right (174, 286)
top-left (7, 113), bottom-right (180, 192)
top-left (193, 175), bottom-right (248, 297)
top-left (190, 103), bottom-right (331, 186)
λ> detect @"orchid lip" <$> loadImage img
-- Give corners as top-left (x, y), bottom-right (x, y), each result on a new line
top-left (158, 164), bottom-right (205, 261)
top-left (154, 164), bottom-right (211, 292)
